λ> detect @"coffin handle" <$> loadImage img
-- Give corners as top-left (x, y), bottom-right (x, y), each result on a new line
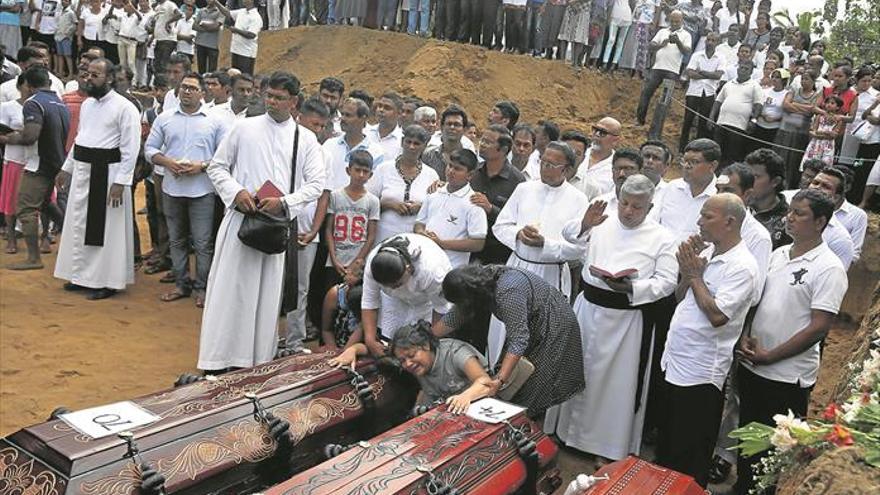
top-left (508, 424), bottom-right (540, 495)
top-left (117, 431), bottom-right (167, 495)
top-left (344, 368), bottom-right (376, 411)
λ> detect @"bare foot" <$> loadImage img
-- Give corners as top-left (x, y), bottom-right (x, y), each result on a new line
top-left (5, 243), bottom-right (17, 254)
top-left (40, 239), bottom-right (51, 254)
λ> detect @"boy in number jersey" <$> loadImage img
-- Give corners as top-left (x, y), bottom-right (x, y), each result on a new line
top-left (326, 149), bottom-right (381, 283)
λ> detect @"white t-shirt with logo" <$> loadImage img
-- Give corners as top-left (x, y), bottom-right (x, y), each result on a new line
top-left (415, 183), bottom-right (488, 268)
top-left (744, 243), bottom-right (847, 386)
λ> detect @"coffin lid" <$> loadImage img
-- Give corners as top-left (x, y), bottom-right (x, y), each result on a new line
top-left (5, 351), bottom-right (377, 478)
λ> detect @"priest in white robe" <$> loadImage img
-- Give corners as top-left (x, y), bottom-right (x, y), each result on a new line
top-left (488, 142), bottom-right (589, 365)
top-left (544, 175), bottom-right (678, 461)
top-left (54, 59), bottom-right (141, 300)
top-left (197, 72), bottom-right (326, 371)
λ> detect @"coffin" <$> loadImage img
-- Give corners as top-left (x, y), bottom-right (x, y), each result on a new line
top-left (0, 351), bottom-right (417, 495)
top-left (264, 402), bottom-right (562, 495)
top-left (580, 456), bottom-right (707, 495)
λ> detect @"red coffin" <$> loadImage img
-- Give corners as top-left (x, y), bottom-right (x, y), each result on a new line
top-left (264, 404), bottom-right (562, 495)
top-left (580, 456), bottom-right (707, 495)
top-left (0, 351), bottom-right (417, 495)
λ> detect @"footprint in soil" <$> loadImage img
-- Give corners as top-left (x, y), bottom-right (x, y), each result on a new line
top-left (56, 370), bottom-right (83, 378)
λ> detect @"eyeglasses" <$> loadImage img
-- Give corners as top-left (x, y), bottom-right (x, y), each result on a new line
top-left (592, 126), bottom-right (619, 137)
top-left (179, 85), bottom-right (201, 93)
top-left (540, 159), bottom-right (567, 169)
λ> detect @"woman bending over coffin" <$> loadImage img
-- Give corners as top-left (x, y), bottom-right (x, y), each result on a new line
top-left (360, 233), bottom-right (453, 357)
top-left (330, 320), bottom-right (493, 414)
top-left (433, 264), bottom-right (585, 418)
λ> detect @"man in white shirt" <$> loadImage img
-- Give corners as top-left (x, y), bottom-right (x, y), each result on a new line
top-left (680, 31), bottom-right (724, 153)
top-left (421, 104), bottom-right (474, 180)
top-left (323, 97), bottom-right (386, 192)
top-left (510, 123), bottom-right (535, 177)
top-left (636, 10), bottom-right (691, 126)
top-left (210, 72), bottom-right (252, 120)
top-left (719, 44), bottom-right (760, 83)
top-left (715, 22), bottom-right (741, 66)
top-left (658, 193), bottom-right (759, 488)
top-left (213, 0), bottom-right (262, 75)
top-left (574, 117), bottom-right (620, 195)
top-left (414, 149), bottom-right (487, 268)
top-left (818, 168), bottom-right (868, 263)
top-left (365, 92), bottom-right (404, 161)
top-left (151, 0), bottom-right (179, 77)
top-left (563, 130), bottom-right (601, 201)
top-left (53, 58), bottom-right (141, 300)
top-left (735, 189), bottom-right (847, 495)
top-left (639, 139), bottom-right (672, 193)
top-left (198, 72), bottom-right (326, 372)
top-left (0, 45), bottom-right (63, 101)
top-left (710, 59), bottom-right (762, 166)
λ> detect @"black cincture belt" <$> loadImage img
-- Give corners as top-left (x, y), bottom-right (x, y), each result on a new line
top-left (581, 279), bottom-right (653, 413)
top-left (74, 145), bottom-right (122, 247)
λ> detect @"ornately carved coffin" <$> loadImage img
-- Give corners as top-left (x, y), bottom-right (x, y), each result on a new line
top-left (263, 403), bottom-right (562, 495)
top-left (580, 456), bottom-right (707, 495)
top-left (0, 351), bottom-right (417, 495)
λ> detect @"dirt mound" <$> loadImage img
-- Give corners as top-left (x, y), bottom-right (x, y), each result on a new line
top-left (251, 25), bottom-right (683, 148)
top-left (778, 447), bottom-right (880, 495)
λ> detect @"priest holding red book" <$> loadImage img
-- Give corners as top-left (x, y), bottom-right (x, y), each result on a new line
top-left (197, 72), bottom-right (326, 373)
top-left (545, 174), bottom-right (678, 464)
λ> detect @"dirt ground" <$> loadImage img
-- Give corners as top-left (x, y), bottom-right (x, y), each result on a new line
top-left (1, 26), bottom-right (878, 492)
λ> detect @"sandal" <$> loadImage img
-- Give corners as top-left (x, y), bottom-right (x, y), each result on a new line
top-left (194, 293), bottom-right (205, 308)
top-left (5, 245), bottom-right (17, 254)
top-left (160, 290), bottom-right (190, 302)
top-left (144, 263), bottom-right (171, 275)
top-left (160, 272), bottom-right (176, 283)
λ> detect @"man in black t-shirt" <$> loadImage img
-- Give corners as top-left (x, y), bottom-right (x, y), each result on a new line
top-left (2, 65), bottom-right (70, 270)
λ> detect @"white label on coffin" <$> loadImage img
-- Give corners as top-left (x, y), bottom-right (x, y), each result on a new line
top-left (465, 398), bottom-right (526, 424)
top-left (59, 401), bottom-right (161, 439)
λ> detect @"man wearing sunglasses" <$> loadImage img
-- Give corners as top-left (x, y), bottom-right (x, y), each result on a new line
top-left (572, 116), bottom-right (621, 196)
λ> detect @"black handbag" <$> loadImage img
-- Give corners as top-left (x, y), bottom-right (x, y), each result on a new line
top-left (237, 126), bottom-right (299, 254)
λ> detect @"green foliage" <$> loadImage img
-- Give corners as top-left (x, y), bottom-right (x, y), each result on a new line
top-left (729, 422), bottom-right (776, 457)
top-left (824, 1), bottom-right (880, 65)
top-left (772, 9), bottom-right (824, 34)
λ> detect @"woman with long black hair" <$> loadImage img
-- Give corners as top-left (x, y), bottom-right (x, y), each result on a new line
top-left (433, 263), bottom-right (585, 418)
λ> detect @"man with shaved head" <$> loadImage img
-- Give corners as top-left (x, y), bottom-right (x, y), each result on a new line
top-left (572, 116), bottom-right (621, 195)
top-left (658, 192), bottom-right (760, 487)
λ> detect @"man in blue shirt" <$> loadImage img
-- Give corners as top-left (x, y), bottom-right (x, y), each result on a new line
top-left (145, 72), bottom-right (228, 308)
top-left (4, 65), bottom-right (70, 270)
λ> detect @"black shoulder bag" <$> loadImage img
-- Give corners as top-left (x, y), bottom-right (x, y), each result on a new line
top-left (237, 125), bottom-right (300, 255)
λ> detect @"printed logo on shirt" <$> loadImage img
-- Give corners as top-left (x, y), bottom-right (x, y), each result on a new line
top-left (446, 214), bottom-right (458, 225)
top-left (790, 268), bottom-right (808, 286)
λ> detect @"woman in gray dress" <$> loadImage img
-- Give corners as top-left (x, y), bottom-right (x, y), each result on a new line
top-left (435, 264), bottom-right (585, 418)
top-left (331, 320), bottom-right (493, 414)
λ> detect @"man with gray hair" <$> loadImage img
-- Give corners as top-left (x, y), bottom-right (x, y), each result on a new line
top-left (487, 140), bottom-right (589, 365)
top-left (413, 106), bottom-right (437, 135)
top-left (657, 192), bottom-right (760, 487)
top-left (545, 174), bottom-right (678, 463)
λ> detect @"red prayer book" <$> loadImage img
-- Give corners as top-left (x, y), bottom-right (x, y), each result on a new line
top-left (256, 180), bottom-right (283, 201)
top-left (589, 265), bottom-right (639, 280)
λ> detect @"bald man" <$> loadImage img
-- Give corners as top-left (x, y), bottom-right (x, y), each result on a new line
top-left (573, 117), bottom-right (621, 195)
top-left (658, 192), bottom-right (760, 487)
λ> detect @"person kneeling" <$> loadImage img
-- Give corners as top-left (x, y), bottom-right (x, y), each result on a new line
top-left (330, 320), bottom-right (492, 414)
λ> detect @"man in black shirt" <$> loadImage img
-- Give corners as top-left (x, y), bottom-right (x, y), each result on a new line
top-left (3, 66), bottom-right (70, 270)
top-left (745, 148), bottom-right (792, 249)
top-left (470, 123), bottom-right (524, 265)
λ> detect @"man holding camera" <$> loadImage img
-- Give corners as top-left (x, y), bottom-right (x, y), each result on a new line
top-left (635, 10), bottom-right (692, 127)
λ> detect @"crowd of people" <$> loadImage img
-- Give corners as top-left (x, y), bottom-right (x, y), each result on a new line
top-left (0, 0), bottom-right (876, 494)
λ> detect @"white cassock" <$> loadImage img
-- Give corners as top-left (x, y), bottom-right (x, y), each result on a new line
top-left (361, 233), bottom-right (453, 338)
top-left (488, 180), bottom-right (589, 365)
top-left (197, 115), bottom-right (326, 370)
top-left (54, 90), bottom-right (141, 290)
top-left (544, 215), bottom-right (678, 460)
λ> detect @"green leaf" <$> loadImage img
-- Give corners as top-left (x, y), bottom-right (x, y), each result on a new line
top-left (729, 422), bottom-right (776, 457)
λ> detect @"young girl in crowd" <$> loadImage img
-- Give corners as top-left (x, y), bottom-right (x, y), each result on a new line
top-left (802, 95), bottom-right (845, 168)
top-left (329, 320), bottom-right (493, 414)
